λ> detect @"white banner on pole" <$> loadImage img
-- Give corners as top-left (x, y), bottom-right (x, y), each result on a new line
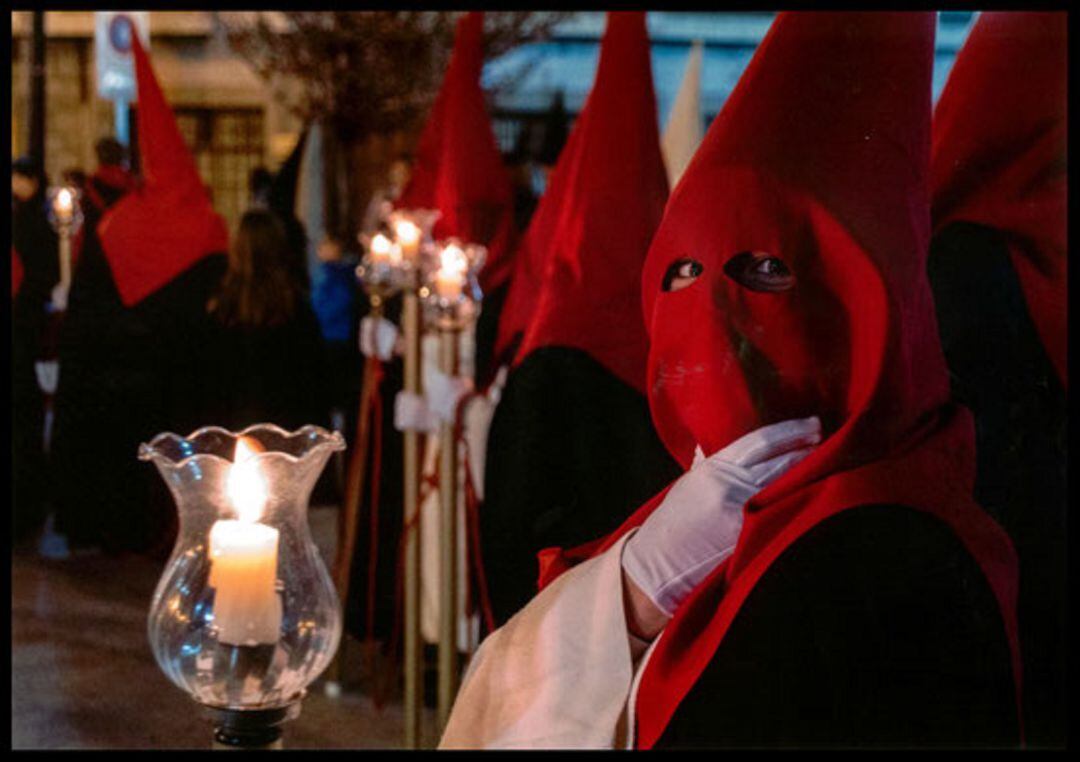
top-left (94, 11), bottom-right (150, 102)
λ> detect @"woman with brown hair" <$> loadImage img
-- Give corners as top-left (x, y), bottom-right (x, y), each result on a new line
top-left (197, 208), bottom-right (331, 434)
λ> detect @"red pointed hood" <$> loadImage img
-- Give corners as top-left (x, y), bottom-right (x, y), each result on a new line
top-left (537, 12), bottom-right (1021, 746)
top-left (931, 12), bottom-right (1067, 387)
top-left (494, 104), bottom-right (585, 363)
top-left (98, 34), bottom-right (228, 307)
top-left (501, 11), bottom-right (668, 391)
top-left (396, 11), bottom-right (516, 294)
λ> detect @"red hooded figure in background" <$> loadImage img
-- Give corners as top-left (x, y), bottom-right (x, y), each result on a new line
top-left (477, 11), bottom-right (680, 627)
top-left (98, 33), bottom-right (228, 307)
top-left (396, 11), bottom-right (518, 387)
top-left (505, 11), bottom-right (1021, 747)
top-left (928, 11), bottom-right (1066, 748)
top-left (50, 30), bottom-right (230, 554)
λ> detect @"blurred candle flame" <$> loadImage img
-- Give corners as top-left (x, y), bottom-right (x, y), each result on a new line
top-left (370, 232), bottom-right (401, 264)
top-left (55, 188), bottom-right (74, 218)
top-left (440, 243), bottom-right (467, 276)
top-left (394, 219), bottom-right (421, 249)
top-left (227, 436), bottom-right (268, 523)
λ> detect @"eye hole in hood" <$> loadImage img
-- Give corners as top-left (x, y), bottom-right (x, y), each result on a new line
top-left (723, 251), bottom-right (795, 293)
top-left (662, 258), bottom-right (704, 292)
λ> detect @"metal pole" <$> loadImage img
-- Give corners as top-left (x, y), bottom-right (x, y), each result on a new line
top-left (114, 98), bottom-right (130, 147)
top-left (58, 225), bottom-right (71, 294)
top-left (30, 11), bottom-right (46, 164)
top-left (401, 290), bottom-right (423, 749)
top-left (326, 297), bottom-right (384, 696)
top-left (437, 327), bottom-right (460, 732)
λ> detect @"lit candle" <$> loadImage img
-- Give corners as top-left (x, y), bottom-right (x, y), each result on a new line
top-left (434, 243), bottom-right (468, 299)
top-left (369, 232), bottom-right (401, 266)
top-left (394, 218), bottom-right (422, 262)
top-left (54, 187), bottom-right (74, 223)
top-left (208, 436), bottom-right (283, 647)
top-left (54, 188), bottom-right (75, 292)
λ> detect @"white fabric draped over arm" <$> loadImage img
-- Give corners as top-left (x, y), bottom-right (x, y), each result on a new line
top-left (439, 533), bottom-right (639, 749)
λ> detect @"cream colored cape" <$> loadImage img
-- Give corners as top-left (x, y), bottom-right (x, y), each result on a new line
top-left (439, 533), bottom-right (658, 749)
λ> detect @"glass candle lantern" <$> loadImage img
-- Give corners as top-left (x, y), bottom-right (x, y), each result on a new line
top-left (48, 185), bottom-right (83, 233)
top-left (141, 424), bottom-right (345, 719)
top-left (421, 238), bottom-right (486, 330)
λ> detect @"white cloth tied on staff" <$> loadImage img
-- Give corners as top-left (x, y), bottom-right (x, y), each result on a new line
top-left (35, 361), bottom-right (60, 396)
top-left (358, 315), bottom-right (399, 360)
top-left (416, 330), bottom-right (480, 651)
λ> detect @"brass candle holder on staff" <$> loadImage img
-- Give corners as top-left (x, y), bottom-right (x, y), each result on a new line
top-left (327, 232), bottom-right (401, 697)
top-left (421, 239), bottom-right (485, 735)
top-left (47, 185), bottom-right (81, 312)
top-left (345, 210), bottom-right (440, 749)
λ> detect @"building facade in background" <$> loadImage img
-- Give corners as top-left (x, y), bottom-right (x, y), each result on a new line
top-left (10, 11), bottom-right (303, 233)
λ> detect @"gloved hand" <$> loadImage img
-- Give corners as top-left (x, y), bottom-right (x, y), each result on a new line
top-left (359, 316), bottom-right (399, 360)
top-left (621, 416), bottom-right (821, 618)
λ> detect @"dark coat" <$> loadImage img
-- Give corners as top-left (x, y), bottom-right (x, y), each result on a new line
top-left (11, 193), bottom-right (59, 541)
top-left (928, 221), bottom-right (1066, 747)
top-left (50, 210), bottom-right (226, 553)
top-left (480, 346), bottom-right (681, 625)
top-left (655, 505), bottom-right (1019, 748)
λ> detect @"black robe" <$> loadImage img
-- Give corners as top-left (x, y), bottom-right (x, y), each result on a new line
top-left (11, 194), bottom-right (59, 542)
top-left (480, 347), bottom-right (681, 625)
top-left (50, 218), bottom-right (226, 554)
top-left (656, 504), bottom-right (1019, 748)
top-left (193, 303), bottom-right (331, 434)
top-left (926, 221), bottom-right (1066, 747)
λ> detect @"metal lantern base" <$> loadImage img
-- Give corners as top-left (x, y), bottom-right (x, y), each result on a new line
top-left (204, 702), bottom-right (301, 750)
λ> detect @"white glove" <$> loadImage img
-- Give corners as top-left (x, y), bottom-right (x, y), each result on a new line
top-left (621, 416), bottom-right (822, 618)
top-left (394, 391), bottom-right (439, 433)
top-left (359, 316), bottom-right (399, 360)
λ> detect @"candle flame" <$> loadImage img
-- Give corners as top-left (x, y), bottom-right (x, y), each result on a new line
top-left (394, 219), bottom-right (421, 247)
top-left (370, 232), bottom-right (401, 264)
top-left (55, 188), bottom-right (74, 215)
top-left (371, 233), bottom-right (392, 256)
top-left (228, 436), bottom-right (268, 523)
top-left (440, 243), bottom-right (468, 276)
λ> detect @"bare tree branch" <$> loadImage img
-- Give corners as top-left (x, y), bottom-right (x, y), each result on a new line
top-left (213, 11), bottom-right (575, 140)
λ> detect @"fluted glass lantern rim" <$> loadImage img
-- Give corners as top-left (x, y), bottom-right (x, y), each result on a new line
top-left (139, 423), bottom-right (345, 470)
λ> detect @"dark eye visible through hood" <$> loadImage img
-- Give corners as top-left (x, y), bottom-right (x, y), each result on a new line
top-left (723, 251), bottom-right (795, 293)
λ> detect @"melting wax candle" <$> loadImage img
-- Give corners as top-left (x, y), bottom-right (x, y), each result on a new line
top-left (208, 436), bottom-right (283, 646)
top-left (434, 243), bottom-right (468, 299)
